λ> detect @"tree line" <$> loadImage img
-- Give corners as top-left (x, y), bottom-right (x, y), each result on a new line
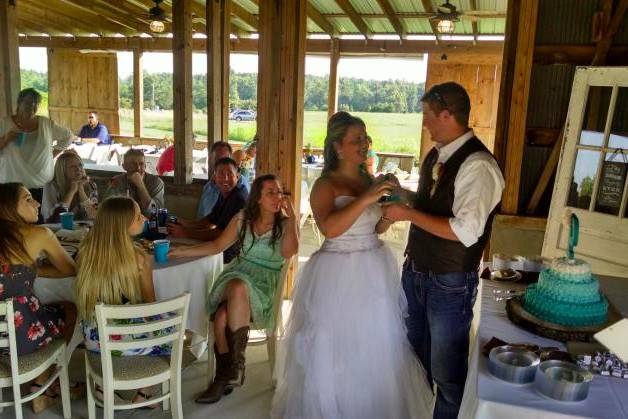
top-left (21, 69), bottom-right (425, 114)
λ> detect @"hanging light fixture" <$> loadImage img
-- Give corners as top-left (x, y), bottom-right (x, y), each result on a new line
top-left (149, 20), bottom-right (165, 33)
top-left (148, 0), bottom-right (166, 33)
top-left (430, 0), bottom-right (460, 34)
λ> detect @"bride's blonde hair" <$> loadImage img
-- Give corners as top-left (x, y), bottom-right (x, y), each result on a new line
top-left (75, 196), bottom-right (143, 319)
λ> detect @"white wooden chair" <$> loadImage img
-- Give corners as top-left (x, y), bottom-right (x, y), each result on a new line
top-left (207, 257), bottom-right (292, 386)
top-left (85, 293), bottom-right (190, 419)
top-left (0, 299), bottom-right (71, 419)
top-left (299, 181), bottom-right (322, 245)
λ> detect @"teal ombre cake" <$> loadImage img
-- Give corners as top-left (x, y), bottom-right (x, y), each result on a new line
top-left (523, 257), bottom-right (608, 327)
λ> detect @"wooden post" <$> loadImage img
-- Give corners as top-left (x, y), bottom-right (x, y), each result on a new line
top-left (206, 0), bottom-right (231, 151)
top-left (0, 0), bottom-right (20, 118)
top-left (133, 49), bottom-right (143, 140)
top-left (500, 0), bottom-right (539, 215)
top-left (257, 0), bottom-right (307, 291)
top-left (172, 0), bottom-right (193, 184)
top-left (327, 38), bottom-right (340, 121)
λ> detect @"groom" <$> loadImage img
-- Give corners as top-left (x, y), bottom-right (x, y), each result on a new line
top-left (383, 82), bottom-right (504, 419)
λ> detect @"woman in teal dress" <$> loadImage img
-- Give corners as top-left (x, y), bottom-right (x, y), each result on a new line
top-left (170, 174), bottom-right (299, 404)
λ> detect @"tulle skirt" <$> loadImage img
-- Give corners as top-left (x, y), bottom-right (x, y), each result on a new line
top-left (271, 238), bottom-right (433, 419)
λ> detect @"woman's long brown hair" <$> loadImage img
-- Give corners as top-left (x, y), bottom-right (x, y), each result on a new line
top-left (0, 183), bottom-right (33, 265)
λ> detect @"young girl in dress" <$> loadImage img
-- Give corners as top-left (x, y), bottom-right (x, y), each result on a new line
top-left (0, 182), bottom-right (77, 413)
top-left (75, 196), bottom-right (164, 406)
top-left (170, 174), bottom-right (299, 404)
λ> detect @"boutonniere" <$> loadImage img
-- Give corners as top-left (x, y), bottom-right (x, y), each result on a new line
top-left (430, 162), bottom-right (445, 198)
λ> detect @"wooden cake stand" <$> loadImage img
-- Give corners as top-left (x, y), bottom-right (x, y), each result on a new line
top-left (506, 296), bottom-right (620, 343)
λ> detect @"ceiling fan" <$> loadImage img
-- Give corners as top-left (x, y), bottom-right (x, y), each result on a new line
top-left (430, 0), bottom-right (461, 34)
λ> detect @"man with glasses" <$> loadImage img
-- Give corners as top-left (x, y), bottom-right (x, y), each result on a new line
top-left (78, 111), bottom-right (111, 145)
top-left (383, 82), bottom-right (504, 419)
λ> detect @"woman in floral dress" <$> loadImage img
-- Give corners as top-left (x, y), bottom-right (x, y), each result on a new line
top-left (0, 182), bottom-right (77, 412)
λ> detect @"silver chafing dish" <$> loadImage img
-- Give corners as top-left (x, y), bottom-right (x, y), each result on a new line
top-left (534, 360), bottom-right (593, 401)
top-left (488, 345), bottom-right (540, 384)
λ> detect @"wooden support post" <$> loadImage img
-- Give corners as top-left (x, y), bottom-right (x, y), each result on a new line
top-left (133, 49), bottom-right (143, 139)
top-left (327, 38), bottom-right (340, 121)
top-left (172, 0), bottom-right (193, 184)
top-left (257, 0), bottom-right (307, 292)
top-left (500, 0), bottom-right (539, 215)
top-left (206, 0), bottom-right (230, 151)
top-left (0, 0), bottom-right (20, 118)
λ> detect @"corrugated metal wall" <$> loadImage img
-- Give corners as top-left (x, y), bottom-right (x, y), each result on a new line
top-left (521, 0), bottom-right (628, 215)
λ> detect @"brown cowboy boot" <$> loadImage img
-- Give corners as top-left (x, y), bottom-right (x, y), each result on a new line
top-left (195, 346), bottom-right (236, 404)
top-left (227, 326), bottom-right (250, 386)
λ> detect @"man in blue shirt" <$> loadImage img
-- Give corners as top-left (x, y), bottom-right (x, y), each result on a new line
top-left (197, 141), bottom-right (249, 219)
top-left (78, 111), bottom-right (111, 145)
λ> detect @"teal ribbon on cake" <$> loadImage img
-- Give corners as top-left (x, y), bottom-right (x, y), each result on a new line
top-left (567, 214), bottom-right (579, 260)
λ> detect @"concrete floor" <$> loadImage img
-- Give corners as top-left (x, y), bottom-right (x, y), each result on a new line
top-left (0, 221), bottom-right (411, 419)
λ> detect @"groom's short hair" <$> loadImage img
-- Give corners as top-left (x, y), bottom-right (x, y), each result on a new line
top-left (421, 82), bottom-right (470, 127)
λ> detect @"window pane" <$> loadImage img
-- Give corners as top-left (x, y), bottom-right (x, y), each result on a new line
top-left (594, 152), bottom-right (628, 216)
top-left (579, 86), bottom-right (613, 147)
top-left (567, 149), bottom-right (600, 209)
top-left (609, 87), bottom-right (628, 149)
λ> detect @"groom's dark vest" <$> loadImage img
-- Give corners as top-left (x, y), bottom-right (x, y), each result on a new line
top-left (406, 136), bottom-right (499, 273)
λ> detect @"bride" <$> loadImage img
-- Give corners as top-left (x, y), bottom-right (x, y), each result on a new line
top-left (272, 112), bottom-right (432, 419)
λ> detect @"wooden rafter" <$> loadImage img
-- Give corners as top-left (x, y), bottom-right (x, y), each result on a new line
top-left (131, 0), bottom-right (203, 33)
top-left (306, 3), bottom-right (338, 37)
top-left (49, 0), bottom-right (149, 35)
top-left (230, 1), bottom-right (258, 30)
top-left (420, 0), bottom-right (440, 44)
top-left (320, 11), bottom-right (506, 19)
top-left (17, 12), bottom-right (78, 36)
top-left (375, 0), bottom-right (405, 39)
top-left (335, 0), bottom-right (372, 39)
top-left (58, 0), bottom-right (145, 35)
top-left (469, 0), bottom-right (479, 44)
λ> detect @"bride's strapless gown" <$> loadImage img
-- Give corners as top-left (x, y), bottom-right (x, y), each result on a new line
top-left (272, 196), bottom-right (433, 419)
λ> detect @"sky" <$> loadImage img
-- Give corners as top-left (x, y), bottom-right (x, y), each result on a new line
top-left (19, 47), bottom-right (427, 83)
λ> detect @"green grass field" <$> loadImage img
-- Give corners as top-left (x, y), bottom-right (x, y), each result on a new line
top-left (119, 110), bottom-right (422, 156)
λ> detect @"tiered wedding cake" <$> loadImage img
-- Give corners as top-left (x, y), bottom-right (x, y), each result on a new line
top-left (523, 257), bottom-right (608, 327)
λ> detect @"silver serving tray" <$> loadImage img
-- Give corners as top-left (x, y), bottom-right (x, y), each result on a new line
top-left (488, 345), bottom-right (540, 384)
top-left (534, 360), bottom-right (593, 401)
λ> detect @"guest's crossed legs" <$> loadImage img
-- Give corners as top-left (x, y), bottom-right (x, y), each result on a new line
top-left (213, 278), bottom-right (251, 355)
top-left (402, 265), bottom-right (478, 419)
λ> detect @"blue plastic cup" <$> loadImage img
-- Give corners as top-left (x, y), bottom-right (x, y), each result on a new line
top-left (14, 132), bottom-right (26, 147)
top-left (60, 212), bottom-right (74, 230)
top-left (153, 239), bottom-right (170, 263)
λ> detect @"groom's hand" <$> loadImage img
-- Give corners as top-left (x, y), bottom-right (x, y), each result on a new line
top-left (382, 203), bottom-right (410, 222)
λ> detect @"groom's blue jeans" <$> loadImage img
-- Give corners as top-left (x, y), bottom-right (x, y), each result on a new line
top-left (402, 260), bottom-right (479, 419)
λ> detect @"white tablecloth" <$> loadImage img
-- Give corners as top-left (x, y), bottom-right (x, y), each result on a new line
top-left (460, 273), bottom-right (628, 419)
top-left (36, 254), bottom-right (223, 358)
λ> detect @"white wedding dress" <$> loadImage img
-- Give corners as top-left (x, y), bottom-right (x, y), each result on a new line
top-left (272, 196), bottom-right (433, 419)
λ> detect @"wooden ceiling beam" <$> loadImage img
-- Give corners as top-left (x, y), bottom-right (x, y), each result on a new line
top-left (17, 13), bottom-right (77, 36)
top-left (57, 0), bottom-right (142, 36)
top-left (334, 0), bottom-right (372, 39)
top-left (88, 0), bottom-right (173, 34)
top-left (321, 11), bottom-right (506, 19)
top-left (229, 1), bottom-right (258, 30)
top-left (19, 35), bottom-right (503, 56)
top-left (19, 0), bottom-right (118, 36)
top-left (420, 0), bottom-right (440, 44)
top-left (375, 0), bottom-right (405, 39)
top-left (306, 3), bottom-right (338, 37)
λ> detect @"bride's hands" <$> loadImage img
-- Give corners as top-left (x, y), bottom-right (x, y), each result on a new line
top-left (362, 180), bottom-right (395, 205)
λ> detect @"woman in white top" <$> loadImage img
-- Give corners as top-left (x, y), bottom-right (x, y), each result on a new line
top-left (0, 88), bottom-right (74, 217)
top-left (42, 150), bottom-right (98, 223)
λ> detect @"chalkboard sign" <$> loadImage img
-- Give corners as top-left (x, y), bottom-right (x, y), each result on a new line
top-left (595, 161), bottom-right (628, 215)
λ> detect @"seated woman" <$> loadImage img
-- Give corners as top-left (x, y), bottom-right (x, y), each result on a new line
top-left (170, 174), bottom-right (299, 404)
top-left (74, 196), bottom-right (165, 406)
top-left (365, 135), bottom-right (379, 176)
top-left (0, 182), bottom-right (78, 413)
top-left (42, 150), bottom-right (98, 223)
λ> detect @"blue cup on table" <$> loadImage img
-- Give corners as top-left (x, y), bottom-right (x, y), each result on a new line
top-left (153, 239), bottom-right (170, 263)
top-left (59, 212), bottom-right (74, 230)
top-left (14, 132), bottom-right (26, 147)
